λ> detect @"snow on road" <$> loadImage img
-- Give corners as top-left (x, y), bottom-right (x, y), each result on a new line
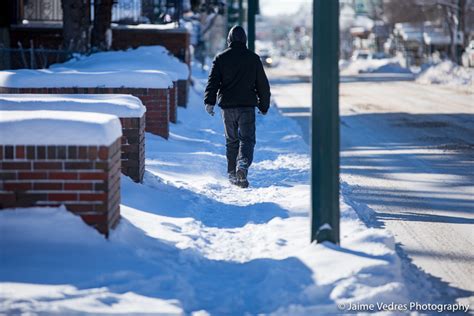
top-left (0, 66), bottom-right (419, 315)
top-left (269, 65), bottom-right (474, 307)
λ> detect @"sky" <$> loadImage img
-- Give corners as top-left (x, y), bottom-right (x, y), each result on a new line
top-left (259, 0), bottom-right (311, 16)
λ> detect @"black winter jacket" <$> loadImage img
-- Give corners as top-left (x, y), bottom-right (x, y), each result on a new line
top-left (204, 42), bottom-right (271, 113)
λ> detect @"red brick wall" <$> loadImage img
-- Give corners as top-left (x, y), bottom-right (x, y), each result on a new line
top-left (112, 28), bottom-right (191, 65)
top-left (0, 139), bottom-right (121, 237)
top-left (0, 87), bottom-right (170, 139)
top-left (120, 116), bottom-right (145, 183)
top-left (131, 88), bottom-right (170, 138)
top-left (169, 82), bottom-right (178, 123)
top-left (177, 79), bottom-right (189, 108)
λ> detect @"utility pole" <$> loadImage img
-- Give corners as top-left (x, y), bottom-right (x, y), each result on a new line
top-left (247, 0), bottom-right (255, 52)
top-left (311, 0), bottom-right (340, 244)
top-left (238, 0), bottom-right (243, 26)
top-left (227, 0), bottom-right (241, 32)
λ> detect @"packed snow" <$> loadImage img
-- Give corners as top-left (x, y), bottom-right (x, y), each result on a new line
top-left (112, 23), bottom-right (182, 31)
top-left (416, 60), bottom-right (474, 87)
top-left (0, 68), bottom-right (173, 89)
top-left (0, 110), bottom-right (121, 145)
top-left (340, 57), bottom-right (412, 76)
top-left (0, 94), bottom-right (146, 117)
top-left (0, 66), bottom-right (412, 315)
top-left (51, 46), bottom-right (190, 81)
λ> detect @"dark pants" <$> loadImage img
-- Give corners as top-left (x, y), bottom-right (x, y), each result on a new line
top-left (221, 107), bottom-right (256, 174)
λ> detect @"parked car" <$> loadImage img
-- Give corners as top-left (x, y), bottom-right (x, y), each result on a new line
top-left (296, 52), bottom-right (307, 60)
top-left (372, 52), bottom-right (390, 59)
top-left (461, 40), bottom-right (474, 68)
top-left (351, 50), bottom-right (371, 61)
top-left (351, 50), bottom-right (389, 61)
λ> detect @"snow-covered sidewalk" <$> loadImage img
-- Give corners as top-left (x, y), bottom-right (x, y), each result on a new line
top-left (1, 66), bottom-right (410, 315)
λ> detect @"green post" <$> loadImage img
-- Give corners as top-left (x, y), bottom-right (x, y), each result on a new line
top-left (311, 0), bottom-right (340, 244)
top-left (238, 0), bottom-right (243, 26)
top-left (247, 0), bottom-right (256, 52)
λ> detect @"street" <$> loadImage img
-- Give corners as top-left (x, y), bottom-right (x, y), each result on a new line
top-left (267, 60), bottom-right (474, 304)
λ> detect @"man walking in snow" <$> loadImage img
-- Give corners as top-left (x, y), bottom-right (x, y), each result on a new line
top-left (204, 26), bottom-right (271, 188)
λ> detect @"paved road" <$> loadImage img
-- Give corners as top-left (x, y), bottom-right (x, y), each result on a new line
top-left (267, 63), bottom-right (474, 305)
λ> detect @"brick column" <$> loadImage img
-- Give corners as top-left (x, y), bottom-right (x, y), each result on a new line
top-left (119, 115), bottom-right (145, 183)
top-left (177, 79), bottom-right (189, 107)
top-left (169, 81), bottom-right (178, 123)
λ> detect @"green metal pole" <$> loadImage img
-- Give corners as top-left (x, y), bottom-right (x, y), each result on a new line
top-left (247, 0), bottom-right (255, 52)
top-left (311, 0), bottom-right (340, 244)
top-left (238, 0), bottom-right (243, 26)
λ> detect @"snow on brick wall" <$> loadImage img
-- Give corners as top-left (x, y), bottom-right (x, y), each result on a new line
top-left (50, 45), bottom-right (190, 81)
top-left (0, 69), bottom-right (173, 89)
top-left (48, 45), bottom-right (190, 107)
top-left (0, 111), bottom-right (122, 146)
top-left (0, 94), bottom-right (146, 117)
top-left (0, 87), bottom-right (171, 139)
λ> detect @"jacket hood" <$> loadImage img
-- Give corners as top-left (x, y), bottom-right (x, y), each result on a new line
top-left (227, 26), bottom-right (247, 46)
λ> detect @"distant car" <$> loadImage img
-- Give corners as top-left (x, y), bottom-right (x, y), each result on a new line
top-left (351, 50), bottom-right (371, 61)
top-left (461, 40), bottom-right (474, 68)
top-left (351, 50), bottom-right (389, 61)
top-left (296, 52), bottom-right (307, 60)
top-left (260, 54), bottom-right (274, 67)
top-left (372, 52), bottom-right (390, 59)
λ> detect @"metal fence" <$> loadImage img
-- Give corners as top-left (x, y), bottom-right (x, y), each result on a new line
top-left (24, 0), bottom-right (63, 21)
top-left (112, 0), bottom-right (142, 23)
top-left (0, 47), bottom-right (74, 70)
top-left (22, 0), bottom-right (142, 24)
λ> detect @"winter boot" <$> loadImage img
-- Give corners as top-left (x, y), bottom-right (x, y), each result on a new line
top-left (228, 171), bottom-right (239, 185)
top-left (236, 168), bottom-right (249, 188)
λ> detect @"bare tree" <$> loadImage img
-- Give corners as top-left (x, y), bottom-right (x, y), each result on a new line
top-left (459, 0), bottom-right (474, 47)
top-left (368, 0), bottom-right (385, 21)
top-left (385, 0), bottom-right (474, 61)
top-left (62, 0), bottom-right (91, 53)
top-left (416, 0), bottom-right (474, 61)
top-left (384, 0), bottom-right (440, 24)
top-left (91, 0), bottom-right (113, 50)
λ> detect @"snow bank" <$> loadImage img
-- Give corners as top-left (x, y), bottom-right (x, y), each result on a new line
top-left (112, 23), bottom-right (182, 31)
top-left (0, 94), bottom-right (146, 117)
top-left (416, 60), bottom-right (474, 87)
top-left (0, 207), bottom-right (184, 315)
top-left (51, 46), bottom-right (189, 81)
top-left (0, 68), bottom-right (173, 89)
top-left (0, 110), bottom-right (121, 145)
top-left (0, 64), bottom-right (409, 315)
top-left (341, 58), bottom-right (412, 75)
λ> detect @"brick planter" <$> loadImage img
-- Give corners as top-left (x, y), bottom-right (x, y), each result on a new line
top-left (0, 94), bottom-right (146, 183)
top-left (0, 87), bottom-right (170, 139)
top-left (0, 111), bottom-right (122, 237)
top-left (177, 79), bottom-right (189, 108)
